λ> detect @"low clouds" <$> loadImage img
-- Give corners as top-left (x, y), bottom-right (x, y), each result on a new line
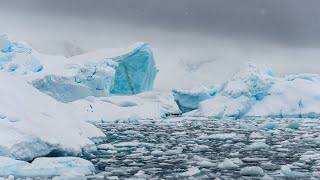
top-left (2, 0), bottom-right (320, 46)
top-left (1, 1), bottom-right (320, 89)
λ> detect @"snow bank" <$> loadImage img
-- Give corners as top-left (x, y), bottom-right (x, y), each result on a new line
top-left (0, 156), bottom-right (95, 177)
top-left (0, 74), bottom-right (104, 161)
top-left (182, 63), bottom-right (320, 119)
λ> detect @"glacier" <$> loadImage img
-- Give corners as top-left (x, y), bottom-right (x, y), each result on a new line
top-left (178, 63), bottom-right (320, 119)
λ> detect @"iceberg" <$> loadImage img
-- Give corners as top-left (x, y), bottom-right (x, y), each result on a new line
top-left (0, 34), bottom-right (157, 103)
top-left (32, 42), bottom-right (157, 102)
top-left (179, 63), bottom-right (320, 119)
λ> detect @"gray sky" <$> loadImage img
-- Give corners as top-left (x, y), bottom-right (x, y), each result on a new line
top-left (1, 0), bottom-right (320, 89)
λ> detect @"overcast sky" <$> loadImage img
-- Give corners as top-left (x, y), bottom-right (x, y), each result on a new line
top-left (1, 0), bottom-right (320, 89)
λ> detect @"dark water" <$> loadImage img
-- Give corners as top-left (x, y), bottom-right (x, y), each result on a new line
top-left (86, 117), bottom-right (320, 179)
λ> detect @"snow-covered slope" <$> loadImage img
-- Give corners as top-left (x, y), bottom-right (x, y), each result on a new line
top-left (180, 63), bottom-right (320, 119)
top-left (0, 73), bottom-right (105, 161)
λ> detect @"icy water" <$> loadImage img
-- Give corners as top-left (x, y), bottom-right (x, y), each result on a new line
top-left (86, 117), bottom-right (320, 179)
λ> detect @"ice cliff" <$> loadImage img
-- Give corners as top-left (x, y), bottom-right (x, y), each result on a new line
top-left (176, 63), bottom-right (320, 119)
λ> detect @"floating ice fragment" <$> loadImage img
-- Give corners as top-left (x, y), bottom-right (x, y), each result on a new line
top-left (240, 166), bottom-right (264, 176)
top-left (166, 147), bottom-right (183, 155)
top-left (218, 158), bottom-right (239, 169)
top-left (206, 133), bottom-right (239, 141)
top-left (286, 121), bottom-right (300, 129)
top-left (197, 160), bottom-right (216, 167)
top-left (0, 156), bottom-right (28, 176)
top-left (246, 142), bottom-right (269, 150)
top-left (281, 165), bottom-right (308, 177)
top-left (249, 132), bottom-right (264, 139)
top-left (180, 167), bottom-right (200, 177)
top-left (18, 157), bottom-right (95, 177)
top-left (259, 123), bottom-right (278, 130)
top-left (52, 170), bottom-right (86, 180)
top-left (97, 144), bottom-right (114, 150)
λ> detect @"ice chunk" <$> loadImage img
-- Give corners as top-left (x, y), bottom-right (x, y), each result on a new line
top-left (32, 60), bottom-right (116, 103)
top-left (249, 132), bottom-right (264, 139)
top-left (281, 165), bottom-right (307, 177)
top-left (134, 170), bottom-right (150, 179)
top-left (173, 86), bottom-right (220, 113)
top-left (52, 170), bottom-right (86, 180)
top-left (197, 160), bottom-right (216, 167)
top-left (205, 133), bottom-right (239, 141)
top-left (18, 157), bottom-right (95, 177)
top-left (259, 123), bottom-right (278, 130)
top-left (166, 147), bottom-right (183, 155)
top-left (0, 157), bottom-right (28, 176)
top-left (240, 166), bottom-right (264, 176)
top-left (218, 158), bottom-right (239, 169)
top-left (180, 167), bottom-right (200, 177)
top-left (246, 142), bottom-right (269, 150)
top-left (0, 34), bottom-right (11, 52)
top-left (286, 121), bottom-right (300, 129)
top-left (97, 144), bottom-right (114, 150)
top-left (70, 91), bottom-right (180, 123)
